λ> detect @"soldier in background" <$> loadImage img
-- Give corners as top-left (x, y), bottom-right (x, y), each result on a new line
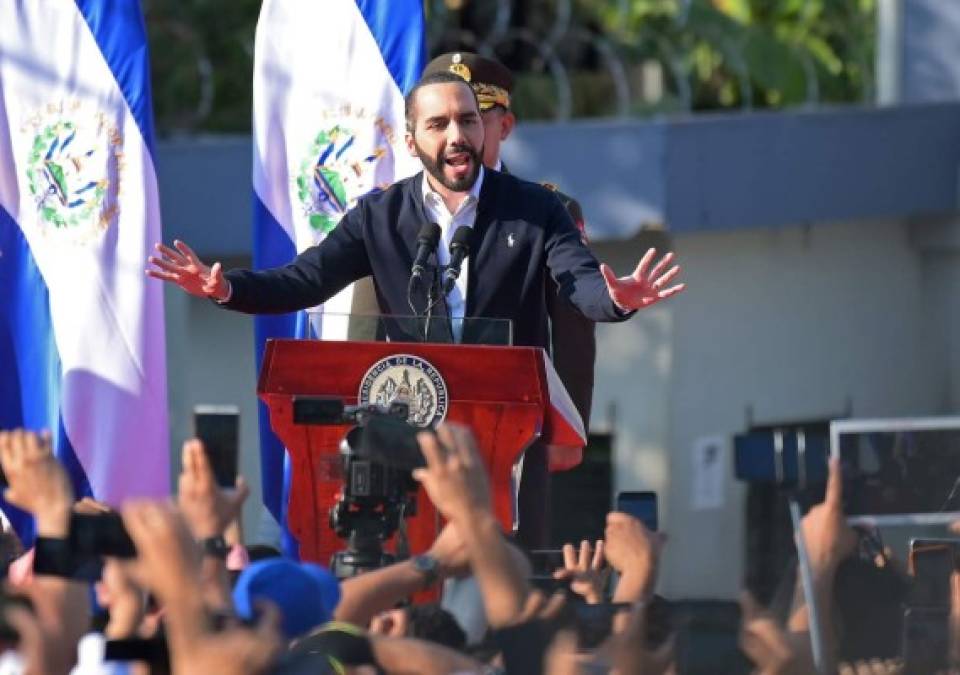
top-left (423, 52), bottom-right (597, 548)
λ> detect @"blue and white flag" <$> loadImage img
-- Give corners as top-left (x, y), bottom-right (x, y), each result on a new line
top-left (252, 0), bottom-right (425, 555)
top-left (0, 1), bottom-right (169, 539)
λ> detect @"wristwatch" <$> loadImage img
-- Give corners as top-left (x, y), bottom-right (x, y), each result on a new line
top-left (410, 554), bottom-right (440, 588)
top-left (201, 535), bottom-right (230, 560)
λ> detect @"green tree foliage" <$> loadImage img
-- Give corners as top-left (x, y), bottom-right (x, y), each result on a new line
top-left (145, 0), bottom-right (259, 134)
top-left (144, 0), bottom-right (876, 133)
top-left (584, 0), bottom-right (876, 112)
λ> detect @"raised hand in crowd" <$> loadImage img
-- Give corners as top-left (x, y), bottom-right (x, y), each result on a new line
top-left (739, 591), bottom-right (813, 675)
top-left (414, 423), bottom-right (529, 628)
top-left (0, 429), bottom-right (72, 537)
top-left (799, 457), bottom-right (857, 578)
top-left (122, 498), bottom-right (285, 674)
top-left (146, 239), bottom-right (230, 301)
top-left (177, 438), bottom-right (250, 613)
top-left (788, 457), bottom-right (857, 669)
top-left (553, 539), bottom-right (609, 605)
top-left (177, 438), bottom-right (249, 540)
top-left (0, 429), bottom-right (89, 675)
top-left (413, 424), bottom-right (492, 524)
top-left (605, 511), bottom-right (665, 605)
top-left (121, 501), bottom-right (206, 654)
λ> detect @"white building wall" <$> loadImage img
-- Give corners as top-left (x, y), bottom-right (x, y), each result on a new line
top-left (592, 217), bottom-right (949, 599)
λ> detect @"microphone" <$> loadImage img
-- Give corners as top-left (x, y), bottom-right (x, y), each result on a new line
top-left (442, 226), bottom-right (474, 295)
top-left (410, 222), bottom-right (441, 282)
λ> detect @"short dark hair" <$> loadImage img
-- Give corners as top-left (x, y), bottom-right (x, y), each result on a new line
top-left (404, 71), bottom-right (480, 134)
top-left (406, 603), bottom-right (467, 651)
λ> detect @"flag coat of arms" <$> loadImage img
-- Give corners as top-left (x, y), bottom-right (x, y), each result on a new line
top-left (252, 0), bottom-right (426, 554)
top-left (0, 0), bottom-right (168, 538)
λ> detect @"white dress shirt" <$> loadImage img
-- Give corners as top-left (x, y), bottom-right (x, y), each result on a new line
top-left (421, 166), bottom-right (484, 341)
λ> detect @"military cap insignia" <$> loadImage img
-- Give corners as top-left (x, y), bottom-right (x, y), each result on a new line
top-left (449, 54), bottom-right (472, 82)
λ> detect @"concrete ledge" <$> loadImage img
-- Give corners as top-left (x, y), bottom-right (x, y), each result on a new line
top-left (156, 103), bottom-right (960, 255)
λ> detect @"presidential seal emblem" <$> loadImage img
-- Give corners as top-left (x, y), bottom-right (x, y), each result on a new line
top-left (296, 104), bottom-right (397, 236)
top-left (22, 101), bottom-right (122, 243)
top-left (358, 354), bottom-right (449, 428)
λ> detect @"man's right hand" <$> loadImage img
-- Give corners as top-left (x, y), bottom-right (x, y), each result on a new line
top-left (146, 240), bottom-right (229, 301)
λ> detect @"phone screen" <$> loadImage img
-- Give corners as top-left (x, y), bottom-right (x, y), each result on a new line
top-left (528, 549), bottom-right (565, 577)
top-left (69, 512), bottom-right (136, 559)
top-left (832, 424), bottom-right (960, 524)
top-left (616, 491), bottom-right (658, 531)
top-left (105, 637), bottom-right (169, 667)
top-left (909, 539), bottom-right (957, 608)
top-left (193, 405), bottom-right (239, 488)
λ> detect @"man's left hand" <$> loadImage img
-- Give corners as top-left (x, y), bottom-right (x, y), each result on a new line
top-left (600, 247), bottom-right (685, 312)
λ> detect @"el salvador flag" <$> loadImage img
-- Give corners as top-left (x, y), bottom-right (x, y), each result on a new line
top-left (252, 0), bottom-right (425, 556)
top-left (0, 1), bottom-right (169, 541)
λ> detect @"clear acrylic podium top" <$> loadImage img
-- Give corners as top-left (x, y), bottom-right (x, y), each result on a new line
top-left (302, 311), bottom-right (513, 346)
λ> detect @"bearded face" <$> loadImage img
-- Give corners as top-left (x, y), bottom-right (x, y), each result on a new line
top-left (405, 81), bottom-right (485, 193)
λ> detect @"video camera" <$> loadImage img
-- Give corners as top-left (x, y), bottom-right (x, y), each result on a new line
top-left (292, 396), bottom-right (428, 578)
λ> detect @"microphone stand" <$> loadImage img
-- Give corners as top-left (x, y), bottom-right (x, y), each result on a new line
top-left (406, 261), bottom-right (444, 343)
top-left (423, 271), bottom-right (437, 343)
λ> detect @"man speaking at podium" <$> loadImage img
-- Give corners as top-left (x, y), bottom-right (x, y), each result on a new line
top-left (147, 71), bottom-right (685, 542)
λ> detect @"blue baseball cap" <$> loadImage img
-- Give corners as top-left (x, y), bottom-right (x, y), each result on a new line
top-left (232, 558), bottom-right (341, 640)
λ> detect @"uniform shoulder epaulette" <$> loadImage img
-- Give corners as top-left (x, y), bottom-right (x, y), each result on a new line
top-left (541, 181), bottom-right (558, 192)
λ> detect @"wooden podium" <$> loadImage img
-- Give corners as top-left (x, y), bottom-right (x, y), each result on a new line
top-left (257, 339), bottom-right (584, 567)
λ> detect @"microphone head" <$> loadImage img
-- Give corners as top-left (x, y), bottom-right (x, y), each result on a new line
top-left (417, 222), bottom-right (441, 247)
top-left (449, 225), bottom-right (474, 253)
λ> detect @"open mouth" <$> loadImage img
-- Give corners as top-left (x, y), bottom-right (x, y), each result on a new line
top-left (444, 151), bottom-right (472, 168)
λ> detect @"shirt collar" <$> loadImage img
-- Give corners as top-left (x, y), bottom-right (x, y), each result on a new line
top-left (422, 165), bottom-right (485, 214)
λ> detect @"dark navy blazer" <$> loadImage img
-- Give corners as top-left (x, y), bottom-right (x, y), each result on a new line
top-left (223, 169), bottom-right (630, 349)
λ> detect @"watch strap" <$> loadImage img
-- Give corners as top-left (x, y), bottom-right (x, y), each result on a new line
top-left (411, 554), bottom-right (439, 588)
top-left (201, 535), bottom-right (229, 560)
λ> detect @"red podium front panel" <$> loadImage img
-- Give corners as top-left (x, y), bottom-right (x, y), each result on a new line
top-left (257, 339), bottom-right (580, 567)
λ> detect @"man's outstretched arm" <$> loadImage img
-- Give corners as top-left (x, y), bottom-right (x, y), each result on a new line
top-left (146, 207), bottom-right (371, 314)
top-left (543, 195), bottom-right (685, 321)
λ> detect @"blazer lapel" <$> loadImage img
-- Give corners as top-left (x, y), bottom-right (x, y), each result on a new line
top-left (399, 171), bottom-right (429, 257)
top-left (466, 169), bottom-right (501, 317)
